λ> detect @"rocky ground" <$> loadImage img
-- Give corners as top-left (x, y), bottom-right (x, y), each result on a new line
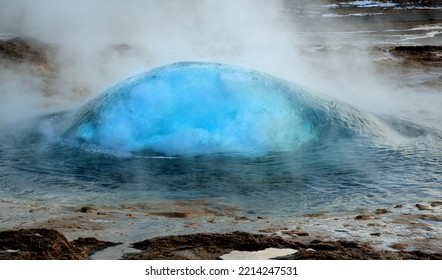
top-left (1, 197), bottom-right (442, 260)
top-left (122, 231), bottom-right (442, 260)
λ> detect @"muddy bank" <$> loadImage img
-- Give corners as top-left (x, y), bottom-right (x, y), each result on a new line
top-left (0, 228), bottom-right (118, 260)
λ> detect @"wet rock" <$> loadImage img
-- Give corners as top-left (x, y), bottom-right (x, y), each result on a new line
top-left (149, 212), bottom-right (193, 218)
top-left (394, 204), bottom-right (403, 209)
top-left (124, 231), bottom-right (302, 260)
top-left (418, 214), bottom-right (442, 222)
top-left (431, 201), bottom-right (442, 207)
top-left (235, 216), bottom-right (250, 221)
top-left (0, 228), bottom-right (118, 260)
top-left (304, 213), bottom-right (327, 218)
top-left (416, 204), bottom-right (432, 211)
top-left (71, 237), bottom-right (120, 256)
top-left (79, 206), bottom-right (96, 213)
top-left (280, 239), bottom-right (441, 260)
top-left (355, 214), bottom-right (371, 220)
top-left (281, 229), bottom-right (309, 237)
top-left (391, 243), bottom-right (408, 250)
top-left (258, 227), bottom-right (288, 233)
top-left (309, 240), bottom-right (338, 251)
top-left (375, 209), bottom-right (389, 215)
top-left (370, 232), bottom-right (382, 236)
top-left (390, 45), bottom-right (442, 65)
top-left (122, 231), bottom-right (442, 260)
top-left (206, 218), bottom-right (216, 223)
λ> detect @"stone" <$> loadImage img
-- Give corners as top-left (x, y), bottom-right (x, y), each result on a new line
top-left (375, 209), bottom-right (389, 215)
top-left (355, 214), bottom-right (371, 220)
top-left (416, 204), bottom-right (432, 211)
top-left (431, 201), bottom-right (442, 207)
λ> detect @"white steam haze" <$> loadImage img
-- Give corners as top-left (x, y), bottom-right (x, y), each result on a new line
top-left (0, 0), bottom-right (439, 128)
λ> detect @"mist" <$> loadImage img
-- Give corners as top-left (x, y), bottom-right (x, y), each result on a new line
top-left (0, 0), bottom-right (440, 129)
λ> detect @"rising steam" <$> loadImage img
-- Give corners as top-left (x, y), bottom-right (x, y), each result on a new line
top-left (0, 0), bottom-right (440, 130)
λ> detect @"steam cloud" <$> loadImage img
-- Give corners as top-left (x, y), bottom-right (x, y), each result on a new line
top-left (0, 0), bottom-right (440, 129)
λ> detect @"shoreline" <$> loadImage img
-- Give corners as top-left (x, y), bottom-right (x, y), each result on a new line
top-left (1, 198), bottom-right (441, 259)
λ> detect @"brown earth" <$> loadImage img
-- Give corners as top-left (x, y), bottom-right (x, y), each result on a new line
top-left (0, 37), bottom-right (54, 64)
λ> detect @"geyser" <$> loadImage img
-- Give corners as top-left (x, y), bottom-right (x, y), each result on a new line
top-left (63, 62), bottom-right (393, 156)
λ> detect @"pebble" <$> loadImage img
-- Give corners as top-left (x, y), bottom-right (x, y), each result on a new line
top-left (355, 214), bottom-right (371, 220)
top-left (390, 243), bottom-right (408, 250)
top-left (304, 213), bottom-right (326, 218)
top-left (375, 209), bottom-right (389, 215)
top-left (431, 201), bottom-right (442, 207)
top-left (235, 216), bottom-right (250, 221)
top-left (281, 229), bottom-right (309, 237)
top-left (418, 214), bottom-right (442, 222)
top-left (416, 204), bottom-right (432, 211)
top-left (79, 206), bottom-right (96, 213)
top-left (150, 212), bottom-right (193, 218)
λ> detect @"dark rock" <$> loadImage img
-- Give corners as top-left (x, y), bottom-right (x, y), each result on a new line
top-left (0, 228), bottom-right (118, 260)
top-left (149, 212), bottom-right (192, 218)
top-left (375, 209), bottom-right (389, 215)
top-left (281, 229), bottom-right (309, 236)
top-left (391, 243), bottom-right (408, 250)
top-left (390, 45), bottom-right (442, 65)
top-left (431, 201), bottom-right (442, 207)
top-left (304, 213), bottom-right (327, 218)
top-left (123, 231), bottom-right (442, 260)
top-left (355, 214), bottom-right (371, 220)
top-left (71, 237), bottom-right (120, 256)
top-left (309, 240), bottom-right (337, 251)
top-left (0, 37), bottom-right (54, 64)
top-left (418, 214), bottom-right (442, 222)
top-left (416, 204), bottom-right (432, 211)
top-left (79, 206), bottom-right (96, 213)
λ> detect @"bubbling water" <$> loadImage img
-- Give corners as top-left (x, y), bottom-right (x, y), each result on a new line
top-left (62, 62), bottom-right (400, 157)
top-left (0, 62), bottom-right (440, 217)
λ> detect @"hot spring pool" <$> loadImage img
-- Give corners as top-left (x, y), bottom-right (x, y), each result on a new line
top-left (1, 62), bottom-right (441, 218)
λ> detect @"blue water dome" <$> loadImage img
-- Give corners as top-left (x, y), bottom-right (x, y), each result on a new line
top-left (63, 62), bottom-right (392, 156)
